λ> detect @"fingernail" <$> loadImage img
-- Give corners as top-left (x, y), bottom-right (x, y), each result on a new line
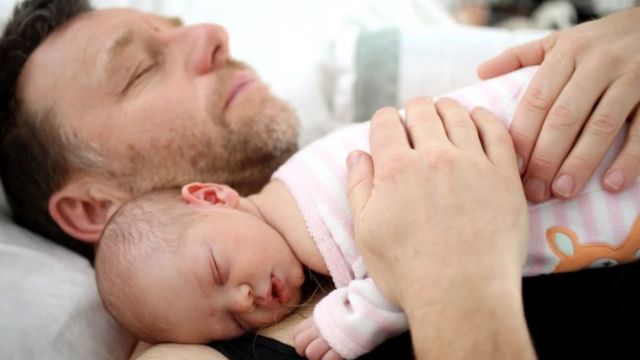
top-left (553, 174), bottom-right (574, 198)
top-left (605, 170), bottom-right (625, 191)
top-left (525, 178), bottom-right (547, 202)
top-left (516, 155), bottom-right (524, 174)
top-left (347, 152), bottom-right (361, 172)
top-left (472, 106), bottom-right (488, 116)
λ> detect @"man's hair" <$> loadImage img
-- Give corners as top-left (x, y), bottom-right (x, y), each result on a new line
top-left (95, 188), bottom-right (196, 342)
top-left (0, 0), bottom-right (94, 258)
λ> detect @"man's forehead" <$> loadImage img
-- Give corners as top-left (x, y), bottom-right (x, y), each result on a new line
top-left (25, 8), bottom-right (154, 65)
top-left (24, 8), bottom-right (158, 73)
top-left (18, 8), bottom-right (158, 112)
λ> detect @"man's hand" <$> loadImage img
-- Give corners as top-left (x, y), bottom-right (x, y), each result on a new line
top-left (478, 7), bottom-right (640, 202)
top-left (293, 317), bottom-right (342, 360)
top-left (347, 97), bottom-right (529, 305)
top-left (346, 98), bottom-right (534, 358)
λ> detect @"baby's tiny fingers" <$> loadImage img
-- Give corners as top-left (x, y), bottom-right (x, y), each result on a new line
top-left (305, 337), bottom-right (332, 360)
top-left (292, 317), bottom-right (312, 338)
top-left (293, 320), bottom-right (318, 356)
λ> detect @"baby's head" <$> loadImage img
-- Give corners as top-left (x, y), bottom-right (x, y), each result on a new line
top-left (95, 183), bottom-right (305, 343)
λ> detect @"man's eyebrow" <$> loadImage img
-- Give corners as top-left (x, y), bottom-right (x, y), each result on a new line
top-left (104, 18), bottom-right (180, 84)
top-left (163, 16), bottom-right (183, 27)
top-left (105, 29), bottom-right (135, 77)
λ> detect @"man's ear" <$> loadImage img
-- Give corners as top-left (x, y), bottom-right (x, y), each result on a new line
top-left (181, 182), bottom-right (240, 208)
top-left (48, 177), bottom-right (130, 244)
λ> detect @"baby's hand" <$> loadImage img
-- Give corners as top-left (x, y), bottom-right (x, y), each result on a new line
top-left (293, 317), bottom-right (342, 360)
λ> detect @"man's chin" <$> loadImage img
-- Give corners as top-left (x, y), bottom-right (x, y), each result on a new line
top-left (220, 93), bottom-right (299, 194)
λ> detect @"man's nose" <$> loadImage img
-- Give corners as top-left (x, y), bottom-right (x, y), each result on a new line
top-left (172, 24), bottom-right (229, 76)
top-left (231, 284), bottom-right (255, 313)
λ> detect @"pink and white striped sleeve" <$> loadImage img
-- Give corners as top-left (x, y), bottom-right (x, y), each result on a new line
top-left (313, 277), bottom-right (408, 359)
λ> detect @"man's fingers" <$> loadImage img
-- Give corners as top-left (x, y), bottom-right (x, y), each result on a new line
top-left (510, 47), bottom-right (575, 179)
top-left (435, 98), bottom-right (483, 152)
top-left (471, 107), bottom-right (518, 174)
top-left (524, 63), bottom-right (610, 201)
top-left (405, 97), bottom-right (447, 149)
top-left (603, 107), bottom-right (640, 192)
top-left (369, 107), bottom-right (410, 160)
top-left (552, 74), bottom-right (639, 198)
top-left (477, 37), bottom-right (548, 79)
top-left (346, 151), bottom-right (374, 222)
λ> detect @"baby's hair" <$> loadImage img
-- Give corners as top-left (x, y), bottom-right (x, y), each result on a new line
top-left (95, 187), bottom-right (198, 342)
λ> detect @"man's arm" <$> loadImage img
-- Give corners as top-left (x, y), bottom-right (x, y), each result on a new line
top-left (404, 273), bottom-right (532, 358)
top-left (346, 98), bottom-right (535, 358)
top-left (478, 6), bottom-right (640, 202)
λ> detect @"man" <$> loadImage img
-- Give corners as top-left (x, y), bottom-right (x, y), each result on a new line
top-left (0, 0), bottom-right (299, 259)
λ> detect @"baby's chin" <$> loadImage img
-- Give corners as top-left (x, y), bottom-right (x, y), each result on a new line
top-left (245, 300), bottom-right (303, 331)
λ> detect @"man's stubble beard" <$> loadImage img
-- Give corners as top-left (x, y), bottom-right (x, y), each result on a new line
top-left (112, 60), bottom-right (300, 196)
top-left (197, 85), bottom-right (301, 195)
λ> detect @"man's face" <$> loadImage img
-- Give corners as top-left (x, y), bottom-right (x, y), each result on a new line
top-left (18, 8), bottom-right (299, 194)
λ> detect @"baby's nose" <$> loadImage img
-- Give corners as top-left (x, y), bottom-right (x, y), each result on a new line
top-left (231, 284), bottom-right (255, 313)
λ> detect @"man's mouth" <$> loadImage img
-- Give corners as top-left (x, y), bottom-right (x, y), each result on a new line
top-left (224, 73), bottom-right (256, 110)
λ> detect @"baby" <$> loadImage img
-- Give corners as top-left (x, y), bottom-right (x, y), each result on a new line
top-left (95, 67), bottom-right (640, 359)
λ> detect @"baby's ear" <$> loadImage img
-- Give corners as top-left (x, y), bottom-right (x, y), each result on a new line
top-left (181, 182), bottom-right (240, 208)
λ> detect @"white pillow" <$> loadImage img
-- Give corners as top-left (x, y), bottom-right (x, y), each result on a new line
top-left (0, 186), bottom-right (136, 360)
top-left (329, 24), bottom-right (550, 123)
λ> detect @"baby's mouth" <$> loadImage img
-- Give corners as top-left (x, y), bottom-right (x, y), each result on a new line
top-left (271, 275), bottom-right (290, 304)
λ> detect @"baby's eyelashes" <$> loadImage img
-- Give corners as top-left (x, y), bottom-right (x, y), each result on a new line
top-left (209, 248), bottom-right (223, 285)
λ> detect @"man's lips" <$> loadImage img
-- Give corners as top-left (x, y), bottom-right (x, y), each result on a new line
top-left (224, 73), bottom-right (256, 110)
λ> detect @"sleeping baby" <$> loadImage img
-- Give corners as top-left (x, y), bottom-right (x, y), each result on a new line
top-left (94, 67), bottom-right (640, 359)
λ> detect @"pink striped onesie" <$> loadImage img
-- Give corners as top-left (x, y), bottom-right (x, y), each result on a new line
top-left (272, 66), bottom-right (640, 359)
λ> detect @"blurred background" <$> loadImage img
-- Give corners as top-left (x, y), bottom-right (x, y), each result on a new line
top-left (3, 0), bottom-right (637, 30)
top-left (441, 0), bottom-right (639, 29)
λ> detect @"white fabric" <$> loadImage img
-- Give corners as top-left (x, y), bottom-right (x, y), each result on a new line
top-left (331, 24), bottom-right (550, 123)
top-left (0, 188), bottom-right (136, 360)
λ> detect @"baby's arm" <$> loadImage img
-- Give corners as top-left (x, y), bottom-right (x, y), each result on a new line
top-left (294, 277), bottom-right (408, 359)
